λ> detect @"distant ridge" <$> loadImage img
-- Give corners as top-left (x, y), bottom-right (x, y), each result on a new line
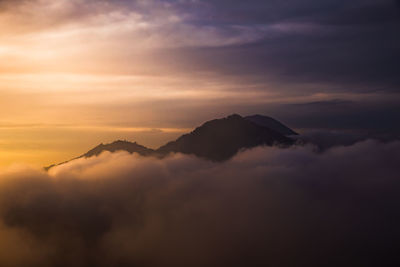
top-left (45, 140), bottom-right (154, 170)
top-left (46, 114), bottom-right (296, 169)
top-left (245, 115), bottom-right (298, 135)
top-left (83, 140), bottom-right (154, 158)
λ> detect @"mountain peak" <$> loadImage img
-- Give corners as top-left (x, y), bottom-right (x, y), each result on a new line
top-left (157, 114), bottom-right (293, 161)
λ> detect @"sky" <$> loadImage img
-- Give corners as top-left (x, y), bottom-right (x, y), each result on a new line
top-left (0, 0), bottom-right (399, 166)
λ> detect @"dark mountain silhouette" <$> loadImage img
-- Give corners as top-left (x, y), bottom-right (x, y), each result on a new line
top-left (245, 114), bottom-right (298, 135)
top-left (46, 114), bottom-right (295, 169)
top-left (45, 140), bottom-right (154, 170)
top-left (83, 140), bottom-right (154, 158)
top-left (156, 114), bottom-right (293, 161)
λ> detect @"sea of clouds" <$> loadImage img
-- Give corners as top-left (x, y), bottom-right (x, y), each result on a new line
top-left (0, 140), bottom-right (399, 267)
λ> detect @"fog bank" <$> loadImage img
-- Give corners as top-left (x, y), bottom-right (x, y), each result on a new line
top-left (0, 140), bottom-right (399, 266)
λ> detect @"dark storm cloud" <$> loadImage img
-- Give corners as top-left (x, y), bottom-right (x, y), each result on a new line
top-left (174, 27), bottom-right (399, 93)
top-left (168, 0), bottom-right (400, 92)
top-left (0, 141), bottom-right (400, 266)
top-left (169, 0), bottom-right (400, 92)
top-left (196, 0), bottom-right (400, 25)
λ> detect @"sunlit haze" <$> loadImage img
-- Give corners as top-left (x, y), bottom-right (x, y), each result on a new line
top-left (1, 0), bottom-right (399, 166)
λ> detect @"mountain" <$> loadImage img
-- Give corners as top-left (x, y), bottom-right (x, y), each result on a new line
top-left (45, 140), bottom-right (154, 170)
top-left (46, 114), bottom-right (295, 169)
top-left (245, 115), bottom-right (298, 135)
top-left (156, 114), bottom-right (293, 161)
top-left (82, 140), bottom-right (154, 158)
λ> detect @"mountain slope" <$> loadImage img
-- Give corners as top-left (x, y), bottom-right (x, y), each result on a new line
top-left (156, 114), bottom-right (293, 161)
top-left (245, 115), bottom-right (298, 135)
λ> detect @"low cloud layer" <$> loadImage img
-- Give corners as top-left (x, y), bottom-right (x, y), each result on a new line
top-left (0, 140), bottom-right (399, 266)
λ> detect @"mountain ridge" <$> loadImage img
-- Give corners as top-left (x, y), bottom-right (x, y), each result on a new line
top-left (46, 114), bottom-right (296, 169)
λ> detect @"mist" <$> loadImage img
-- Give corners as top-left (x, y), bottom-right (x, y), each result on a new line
top-left (0, 140), bottom-right (399, 267)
